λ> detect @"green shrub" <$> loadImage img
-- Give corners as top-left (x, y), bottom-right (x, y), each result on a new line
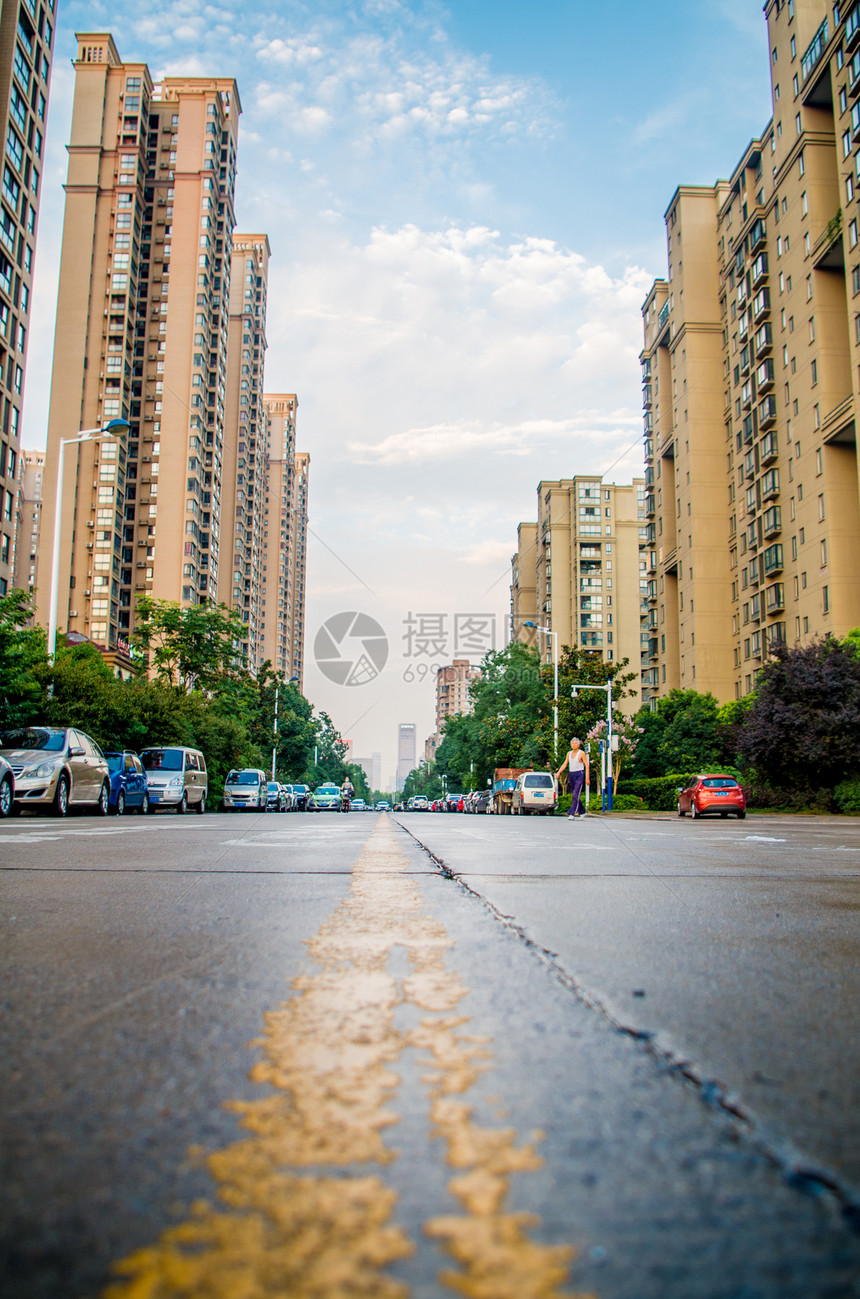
top-left (610, 793), bottom-right (647, 812)
top-left (619, 774), bottom-right (698, 811)
top-left (834, 779), bottom-right (860, 814)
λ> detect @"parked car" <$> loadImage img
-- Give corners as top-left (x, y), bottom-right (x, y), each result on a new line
top-left (310, 783), bottom-right (342, 811)
top-left (0, 755), bottom-right (15, 817)
top-left (445, 794), bottom-right (464, 813)
top-left (0, 726), bottom-right (110, 817)
top-left (266, 780), bottom-right (288, 812)
top-left (375, 800), bottom-right (391, 811)
top-left (412, 795), bottom-right (429, 811)
top-left (351, 798), bottom-right (367, 811)
top-left (474, 789), bottom-right (493, 814)
top-left (104, 750), bottom-right (149, 815)
top-left (511, 771), bottom-right (558, 816)
top-left (279, 784), bottom-right (295, 811)
top-left (677, 774), bottom-right (746, 819)
top-left (221, 768), bottom-right (267, 812)
top-left (140, 746), bottom-right (208, 814)
top-left (289, 784), bottom-right (309, 812)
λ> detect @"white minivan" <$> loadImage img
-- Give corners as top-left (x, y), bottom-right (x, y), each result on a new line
top-left (222, 768), bottom-right (268, 812)
top-left (140, 746), bottom-right (208, 814)
top-left (511, 771), bottom-right (558, 816)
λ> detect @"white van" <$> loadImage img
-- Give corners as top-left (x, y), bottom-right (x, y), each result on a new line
top-left (140, 746), bottom-right (208, 814)
top-left (222, 768), bottom-right (268, 812)
top-left (511, 770), bottom-right (558, 816)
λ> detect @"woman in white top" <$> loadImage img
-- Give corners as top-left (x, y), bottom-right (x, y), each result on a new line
top-left (555, 737), bottom-right (589, 819)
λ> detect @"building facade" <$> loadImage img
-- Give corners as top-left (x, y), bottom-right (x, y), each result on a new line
top-left (0, 0), bottom-right (55, 595)
top-left (511, 475), bottom-right (648, 714)
top-left (12, 447), bottom-right (42, 592)
top-left (642, 0), bottom-right (860, 704)
top-left (37, 34), bottom-right (241, 649)
top-left (260, 394), bottom-right (309, 689)
top-left (219, 234), bottom-right (269, 670)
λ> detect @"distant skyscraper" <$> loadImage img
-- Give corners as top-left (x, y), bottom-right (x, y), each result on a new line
top-left (396, 723), bottom-right (416, 791)
top-left (38, 34), bottom-right (241, 649)
top-left (0, 0), bottom-right (55, 596)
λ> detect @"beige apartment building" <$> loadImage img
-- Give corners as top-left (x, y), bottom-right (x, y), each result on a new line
top-left (435, 658), bottom-right (480, 736)
top-left (12, 448), bottom-right (43, 592)
top-left (511, 475), bottom-right (648, 714)
top-left (260, 396), bottom-right (310, 689)
top-left (37, 34), bottom-right (241, 649)
top-left (0, 0), bottom-right (55, 595)
top-left (643, 0), bottom-right (860, 704)
top-left (219, 234), bottom-right (269, 670)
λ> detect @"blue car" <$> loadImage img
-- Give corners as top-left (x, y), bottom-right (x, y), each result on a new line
top-left (104, 751), bottom-right (150, 815)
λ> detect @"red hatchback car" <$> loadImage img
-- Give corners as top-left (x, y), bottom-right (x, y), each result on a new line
top-left (677, 773), bottom-right (746, 820)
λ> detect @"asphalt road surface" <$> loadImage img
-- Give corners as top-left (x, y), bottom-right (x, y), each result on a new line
top-left (2, 808), bottom-right (859, 1298)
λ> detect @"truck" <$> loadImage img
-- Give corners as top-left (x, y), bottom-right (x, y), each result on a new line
top-left (492, 767), bottom-right (530, 815)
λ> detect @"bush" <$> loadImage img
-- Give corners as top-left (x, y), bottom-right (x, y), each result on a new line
top-left (619, 774), bottom-right (698, 811)
top-left (610, 793), bottom-right (647, 812)
top-left (834, 779), bottom-right (860, 814)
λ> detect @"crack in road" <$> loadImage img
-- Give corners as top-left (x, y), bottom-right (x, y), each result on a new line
top-left (393, 818), bottom-right (860, 1236)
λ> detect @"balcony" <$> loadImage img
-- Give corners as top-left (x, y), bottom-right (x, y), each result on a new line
top-left (752, 287), bottom-right (770, 320)
top-left (746, 521), bottom-right (758, 550)
top-left (658, 300), bottom-right (669, 329)
top-left (751, 252), bottom-right (768, 285)
top-left (765, 582), bottom-right (785, 614)
top-left (761, 468), bottom-right (780, 500)
top-left (756, 357), bottom-right (774, 392)
top-left (742, 413), bottom-right (755, 445)
top-left (766, 621), bottom-right (787, 651)
top-left (643, 384), bottom-right (653, 408)
top-left (750, 218), bottom-right (766, 251)
top-left (645, 494), bottom-right (656, 517)
top-left (644, 522), bottom-right (656, 544)
top-left (763, 543), bottom-right (784, 575)
top-left (801, 18), bottom-right (829, 83)
top-left (757, 395), bottom-right (777, 428)
top-left (821, 393), bottom-right (856, 444)
top-left (812, 209), bottom-right (844, 271)
top-left (849, 47), bottom-right (860, 96)
top-left (763, 504), bottom-right (782, 537)
top-left (760, 430), bottom-right (778, 464)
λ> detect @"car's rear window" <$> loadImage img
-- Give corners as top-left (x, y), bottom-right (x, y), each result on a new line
top-left (141, 749), bottom-right (183, 771)
top-left (702, 777), bottom-right (739, 788)
top-left (0, 728), bottom-right (65, 751)
top-left (524, 774), bottom-right (554, 789)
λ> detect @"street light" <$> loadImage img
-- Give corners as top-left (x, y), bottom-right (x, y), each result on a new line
top-left (47, 419), bottom-right (130, 662)
top-left (570, 679), bottom-right (614, 810)
top-left (524, 620), bottom-right (558, 764)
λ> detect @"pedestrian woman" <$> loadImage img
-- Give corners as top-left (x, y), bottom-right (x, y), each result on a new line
top-left (555, 737), bottom-right (589, 819)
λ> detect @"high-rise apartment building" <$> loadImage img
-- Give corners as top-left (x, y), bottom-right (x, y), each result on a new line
top-left (511, 475), bottom-right (647, 713)
top-left (510, 522), bottom-right (538, 646)
top-left (219, 234), bottom-right (269, 670)
top-left (0, 0), bottom-right (54, 595)
top-left (260, 396), bottom-right (309, 689)
top-left (642, 0), bottom-right (860, 703)
top-left (435, 659), bottom-right (480, 736)
top-left (396, 722), bottom-right (416, 791)
top-left (12, 448), bottom-right (43, 592)
top-left (37, 34), bottom-right (241, 649)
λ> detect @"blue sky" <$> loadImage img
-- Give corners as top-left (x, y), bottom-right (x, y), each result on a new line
top-left (26, 0), bottom-right (773, 781)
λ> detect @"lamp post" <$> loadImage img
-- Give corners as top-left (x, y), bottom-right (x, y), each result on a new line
top-left (47, 419), bottom-right (130, 663)
top-left (524, 620), bottom-right (558, 765)
top-left (569, 679), bottom-right (614, 810)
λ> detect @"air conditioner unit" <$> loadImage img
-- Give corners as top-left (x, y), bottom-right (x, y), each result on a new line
top-left (83, 590), bottom-right (91, 597)
top-left (69, 610), bottom-right (78, 618)
top-left (86, 541), bottom-right (93, 550)
top-left (136, 561), bottom-right (146, 568)
top-left (87, 521), bottom-right (95, 528)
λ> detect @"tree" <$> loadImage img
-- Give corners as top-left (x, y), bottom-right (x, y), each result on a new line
top-left (131, 597), bottom-right (248, 693)
top-left (628, 689), bottom-right (724, 778)
top-left (737, 637), bottom-right (860, 790)
top-left (0, 589), bottom-right (47, 727)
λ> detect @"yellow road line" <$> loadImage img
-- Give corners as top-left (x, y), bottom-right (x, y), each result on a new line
top-left (104, 819), bottom-right (592, 1298)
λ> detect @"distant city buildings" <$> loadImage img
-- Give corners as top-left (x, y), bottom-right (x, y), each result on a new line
top-left (0, 0), bottom-right (55, 597)
top-left (355, 752), bottom-right (382, 791)
top-left (396, 722), bottom-right (416, 790)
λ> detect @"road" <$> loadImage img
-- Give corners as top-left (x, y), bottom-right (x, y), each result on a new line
top-left (2, 808), bottom-right (860, 1298)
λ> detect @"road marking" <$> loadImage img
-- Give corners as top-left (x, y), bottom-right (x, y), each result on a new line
top-left (103, 820), bottom-right (588, 1299)
top-left (744, 836), bottom-right (787, 843)
top-left (1, 827), bottom-right (152, 844)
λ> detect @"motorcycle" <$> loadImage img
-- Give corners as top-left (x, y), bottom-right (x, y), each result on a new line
top-left (341, 792), bottom-right (351, 813)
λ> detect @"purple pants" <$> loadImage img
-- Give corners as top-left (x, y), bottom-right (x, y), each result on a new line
top-left (567, 768), bottom-right (585, 816)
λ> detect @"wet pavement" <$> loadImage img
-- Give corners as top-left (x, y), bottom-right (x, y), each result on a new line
top-left (1, 810), bottom-right (859, 1297)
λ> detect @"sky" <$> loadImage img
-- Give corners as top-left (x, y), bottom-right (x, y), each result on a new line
top-left (24, 0), bottom-right (773, 786)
